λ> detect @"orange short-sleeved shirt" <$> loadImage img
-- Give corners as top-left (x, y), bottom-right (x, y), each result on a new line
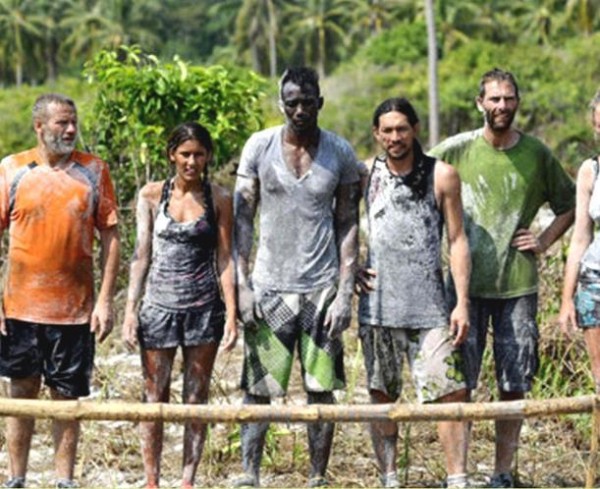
top-left (0, 148), bottom-right (118, 325)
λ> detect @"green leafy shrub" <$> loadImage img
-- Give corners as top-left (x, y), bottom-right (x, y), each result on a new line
top-left (83, 45), bottom-right (267, 205)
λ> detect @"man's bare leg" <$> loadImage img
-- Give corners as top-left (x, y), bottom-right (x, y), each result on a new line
top-left (306, 391), bottom-right (335, 486)
top-left (235, 393), bottom-right (270, 487)
top-left (494, 391), bottom-right (524, 481)
top-left (50, 389), bottom-right (80, 482)
top-left (181, 343), bottom-right (219, 488)
top-left (368, 390), bottom-right (398, 485)
top-left (140, 348), bottom-right (176, 488)
top-left (437, 388), bottom-right (469, 486)
top-left (6, 376), bottom-right (41, 482)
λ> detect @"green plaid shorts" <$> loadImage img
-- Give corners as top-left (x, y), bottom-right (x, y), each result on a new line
top-left (241, 285), bottom-right (345, 397)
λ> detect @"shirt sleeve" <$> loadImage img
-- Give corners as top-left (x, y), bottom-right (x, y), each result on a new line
top-left (96, 160), bottom-right (119, 230)
top-left (338, 138), bottom-right (360, 185)
top-left (237, 132), bottom-right (262, 179)
top-left (544, 152), bottom-right (576, 216)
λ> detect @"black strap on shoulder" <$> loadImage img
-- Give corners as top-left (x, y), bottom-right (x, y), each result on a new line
top-left (203, 178), bottom-right (217, 225)
top-left (159, 178), bottom-right (172, 204)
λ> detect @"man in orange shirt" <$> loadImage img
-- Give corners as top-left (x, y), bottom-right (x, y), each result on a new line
top-left (0, 93), bottom-right (120, 488)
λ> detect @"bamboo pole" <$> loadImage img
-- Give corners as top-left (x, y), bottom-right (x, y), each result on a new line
top-left (586, 396), bottom-right (600, 488)
top-left (0, 395), bottom-right (595, 423)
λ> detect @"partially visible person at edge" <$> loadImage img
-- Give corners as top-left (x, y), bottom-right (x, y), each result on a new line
top-left (356, 97), bottom-right (471, 488)
top-left (429, 68), bottom-right (575, 488)
top-left (121, 121), bottom-right (237, 489)
top-left (559, 91), bottom-right (600, 393)
top-left (0, 93), bottom-right (120, 489)
top-left (232, 66), bottom-right (359, 488)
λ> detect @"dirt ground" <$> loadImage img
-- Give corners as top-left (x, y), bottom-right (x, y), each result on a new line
top-left (0, 316), bottom-right (595, 489)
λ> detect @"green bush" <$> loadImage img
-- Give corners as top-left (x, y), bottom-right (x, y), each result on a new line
top-left (83, 46), bottom-right (267, 205)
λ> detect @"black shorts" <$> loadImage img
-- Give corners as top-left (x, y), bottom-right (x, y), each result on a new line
top-left (0, 319), bottom-right (95, 398)
top-left (137, 301), bottom-right (225, 349)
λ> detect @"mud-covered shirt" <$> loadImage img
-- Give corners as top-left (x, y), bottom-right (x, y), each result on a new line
top-left (0, 148), bottom-right (118, 324)
top-left (143, 179), bottom-right (222, 310)
top-left (237, 125), bottom-right (359, 293)
top-left (430, 130), bottom-right (575, 299)
top-left (358, 151), bottom-right (449, 329)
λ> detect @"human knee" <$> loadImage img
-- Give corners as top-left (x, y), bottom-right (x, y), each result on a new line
top-left (307, 391), bottom-right (334, 404)
top-left (143, 384), bottom-right (170, 403)
top-left (10, 376), bottom-right (41, 398)
top-left (498, 390), bottom-right (525, 401)
top-left (369, 389), bottom-right (395, 404)
top-left (436, 387), bottom-right (468, 403)
top-left (244, 392), bottom-right (271, 405)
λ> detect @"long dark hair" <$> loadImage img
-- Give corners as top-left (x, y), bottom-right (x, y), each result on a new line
top-left (166, 121), bottom-right (214, 181)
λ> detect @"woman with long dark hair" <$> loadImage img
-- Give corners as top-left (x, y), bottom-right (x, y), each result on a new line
top-left (122, 121), bottom-right (237, 488)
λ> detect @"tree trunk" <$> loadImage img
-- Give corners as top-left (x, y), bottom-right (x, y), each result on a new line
top-left (266, 0), bottom-right (277, 77)
top-left (425, 0), bottom-right (439, 147)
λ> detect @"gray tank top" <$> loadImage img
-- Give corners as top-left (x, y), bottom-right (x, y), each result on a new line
top-left (143, 179), bottom-right (223, 310)
top-left (358, 148), bottom-right (449, 329)
top-left (582, 157), bottom-right (600, 271)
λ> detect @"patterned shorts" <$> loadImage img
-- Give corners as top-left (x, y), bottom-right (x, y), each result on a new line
top-left (576, 266), bottom-right (600, 328)
top-left (359, 325), bottom-right (466, 403)
top-left (241, 285), bottom-right (345, 397)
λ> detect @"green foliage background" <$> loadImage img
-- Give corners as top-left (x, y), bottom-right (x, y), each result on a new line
top-left (83, 46), bottom-right (266, 205)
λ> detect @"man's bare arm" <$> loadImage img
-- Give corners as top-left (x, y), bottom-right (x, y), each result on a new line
top-left (325, 181), bottom-right (360, 338)
top-left (92, 224), bottom-right (120, 343)
top-left (512, 209), bottom-right (575, 253)
top-left (233, 175), bottom-right (260, 325)
top-left (436, 162), bottom-right (471, 346)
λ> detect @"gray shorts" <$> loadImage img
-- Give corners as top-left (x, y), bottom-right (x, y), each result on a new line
top-left (137, 301), bottom-right (225, 349)
top-left (462, 294), bottom-right (539, 392)
top-left (359, 325), bottom-right (466, 403)
top-left (575, 265), bottom-right (600, 328)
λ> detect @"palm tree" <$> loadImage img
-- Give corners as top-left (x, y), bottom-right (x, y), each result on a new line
top-left (565, 0), bottom-right (600, 35)
top-left (234, 0), bottom-right (279, 77)
top-left (60, 0), bottom-right (161, 63)
top-left (0, 0), bottom-right (44, 86)
top-left (282, 0), bottom-right (355, 78)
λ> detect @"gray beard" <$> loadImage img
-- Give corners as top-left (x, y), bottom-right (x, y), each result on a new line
top-left (43, 131), bottom-right (76, 156)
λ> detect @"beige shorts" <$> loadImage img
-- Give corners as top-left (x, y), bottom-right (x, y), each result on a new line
top-left (359, 325), bottom-right (466, 403)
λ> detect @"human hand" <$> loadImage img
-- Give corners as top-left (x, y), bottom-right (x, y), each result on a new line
top-left (91, 299), bottom-right (114, 343)
top-left (90, 300), bottom-right (114, 343)
top-left (121, 311), bottom-right (139, 350)
top-left (449, 303), bottom-right (470, 346)
top-left (557, 299), bottom-right (578, 337)
top-left (354, 267), bottom-right (376, 294)
top-left (221, 317), bottom-right (239, 352)
top-left (325, 293), bottom-right (352, 339)
top-left (238, 283), bottom-right (258, 328)
top-left (511, 228), bottom-right (543, 253)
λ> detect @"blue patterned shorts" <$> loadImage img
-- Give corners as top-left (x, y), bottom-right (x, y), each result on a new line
top-left (576, 265), bottom-right (600, 328)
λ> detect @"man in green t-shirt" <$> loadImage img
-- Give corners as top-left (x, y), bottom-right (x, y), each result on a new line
top-left (429, 68), bottom-right (575, 488)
